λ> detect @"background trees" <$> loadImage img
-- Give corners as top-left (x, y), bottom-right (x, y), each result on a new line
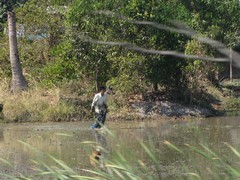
top-left (63, 0), bottom-right (191, 92)
top-left (0, 0), bottom-right (239, 103)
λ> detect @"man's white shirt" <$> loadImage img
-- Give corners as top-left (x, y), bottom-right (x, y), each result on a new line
top-left (91, 93), bottom-right (109, 113)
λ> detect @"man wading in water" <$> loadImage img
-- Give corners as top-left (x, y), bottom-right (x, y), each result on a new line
top-left (90, 86), bottom-right (110, 129)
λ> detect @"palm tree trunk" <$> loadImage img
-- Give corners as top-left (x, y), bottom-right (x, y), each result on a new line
top-left (8, 11), bottom-right (28, 92)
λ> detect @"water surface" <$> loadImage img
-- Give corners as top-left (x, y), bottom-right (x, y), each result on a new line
top-left (0, 116), bottom-right (240, 178)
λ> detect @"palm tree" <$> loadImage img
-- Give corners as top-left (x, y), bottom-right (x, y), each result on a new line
top-left (8, 11), bottom-right (28, 92)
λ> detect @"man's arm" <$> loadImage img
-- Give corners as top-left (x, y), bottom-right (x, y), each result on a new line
top-left (91, 94), bottom-right (99, 112)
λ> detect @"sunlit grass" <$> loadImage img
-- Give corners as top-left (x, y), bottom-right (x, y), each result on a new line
top-left (1, 84), bottom-right (75, 122)
top-left (0, 79), bottom-right (148, 123)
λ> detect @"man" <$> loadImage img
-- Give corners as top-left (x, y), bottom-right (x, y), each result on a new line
top-left (90, 86), bottom-right (109, 129)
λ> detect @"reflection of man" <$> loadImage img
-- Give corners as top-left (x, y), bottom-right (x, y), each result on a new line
top-left (90, 86), bottom-right (109, 129)
top-left (90, 130), bottom-right (107, 167)
top-left (89, 148), bottom-right (102, 167)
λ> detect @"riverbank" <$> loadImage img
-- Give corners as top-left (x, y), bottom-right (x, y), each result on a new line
top-left (51, 90), bottom-right (222, 122)
top-left (0, 80), bottom-right (238, 122)
top-left (60, 81), bottom-right (240, 120)
top-left (0, 92), bottom-right (215, 122)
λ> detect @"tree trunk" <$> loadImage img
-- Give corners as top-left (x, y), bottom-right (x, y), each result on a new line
top-left (152, 82), bottom-right (158, 92)
top-left (8, 11), bottom-right (28, 92)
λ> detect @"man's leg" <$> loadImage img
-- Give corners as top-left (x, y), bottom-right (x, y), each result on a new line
top-left (97, 113), bottom-right (106, 128)
top-left (90, 113), bottom-right (101, 129)
top-left (102, 112), bottom-right (107, 125)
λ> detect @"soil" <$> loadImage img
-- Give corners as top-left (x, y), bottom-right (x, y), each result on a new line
top-left (61, 91), bottom-right (220, 122)
top-left (127, 92), bottom-right (218, 118)
top-left (131, 101), bottom-right (215, 117)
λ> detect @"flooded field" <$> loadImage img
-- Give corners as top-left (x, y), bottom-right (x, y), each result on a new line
top-left (0, 116), bottom-right (240, 179)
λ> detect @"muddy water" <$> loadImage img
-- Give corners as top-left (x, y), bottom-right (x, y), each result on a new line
top-left (0, 116), bottom-right (240, 178)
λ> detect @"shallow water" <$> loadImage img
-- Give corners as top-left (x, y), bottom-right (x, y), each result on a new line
top-left (0, 116), bottom-right (240, 178)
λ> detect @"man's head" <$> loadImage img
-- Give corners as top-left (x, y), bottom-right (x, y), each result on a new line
top-left (99, 86), bottom-right (106, 96)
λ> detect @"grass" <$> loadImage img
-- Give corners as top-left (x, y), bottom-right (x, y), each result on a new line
top-left (0, 79), bottom-right (149, 122)
top-left (0, 80), bottom-right (76, 122)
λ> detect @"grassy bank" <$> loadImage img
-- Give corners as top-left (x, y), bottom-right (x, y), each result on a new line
top-left (0, 80), bottom-right (137, 122)
top-left (0, 78), bottom-right (238, 122)
top-left (0, 80), bottom-right (82, 122)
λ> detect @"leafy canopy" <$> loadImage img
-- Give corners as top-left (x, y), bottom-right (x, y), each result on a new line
top-left (0, 0), bottom-right (27, 19)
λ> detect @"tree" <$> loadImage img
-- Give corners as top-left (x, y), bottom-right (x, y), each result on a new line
top-left (64, 0), bottom-right (190, 92)
top-left (8, 11), bottom-right (28, 92)
top-left (14, 0), bottom-right (70, 86)
top-left (0, 0), bottom-right (28, 92)
top-left (180, 0), bottom-right (240, 83)
top-left (180, 0), bottom-right (240, 46)
top-left (65, 0), bottom-right (118, 90)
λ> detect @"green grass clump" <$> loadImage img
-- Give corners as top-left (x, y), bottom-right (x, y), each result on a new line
top-left (1, 85), bottom-right (75, 122)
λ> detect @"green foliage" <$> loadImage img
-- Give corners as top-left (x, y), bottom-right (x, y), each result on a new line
top-left (0, 0), bottom-right (27, 20)
top-left (13, 0), bottom-right (71, 86)
top-left (65, 0), bottom-right (120, 88)
top-left (181, 0), bottom-right (240, 46)
top-left (39, 58), bottom-right (80, 86)
top-left (180, 39), bottom-right (220, 105)
top-left (0, 0), bottom-right (239, 104)
top-left (63, 0), bottom-right (190, 92)
top-left (107, 51), bottom-right (146, 93)
top-left (224, 97), bottom-right (240, 111)
top-left (16, 0), bottom-right (66, 47)
top-left (184, 40), bottom-right (208, 79)
top-left (0, 36), bottom-right (11, 78)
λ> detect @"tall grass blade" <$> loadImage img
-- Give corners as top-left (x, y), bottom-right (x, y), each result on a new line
top-left (137, 160), bottom-right (154, 180)
top-left (0, 157), bottom-right (13, 167)
top-left (111, 168), bottom-right (126, 180)
top-left (140, 140), bottom-right (163, 179)
top-left (183, 173), bottom-right (201, 179)
top-left (70, 175), bottom-right (101, 180)
top-left (185, 144), bottom-right (215, 162)
top-left (139, 141), bottom-right (156, 162)
top-left (81, 169), bottom-right (109, 178)
top-left (81, 141), bottom-right (97, 145)
top-left (18, 140), bottom-right (38, 153)
top-left (106, 164), bottom-right (128, 171)
top-left (48, 155), bottom-right (76, 174)
top-left (164, 140), bottom-right (183, 154)
top-left (54, 133), bottom-right (73, 137)
top-left (224, 143), bottom-right (240, 158)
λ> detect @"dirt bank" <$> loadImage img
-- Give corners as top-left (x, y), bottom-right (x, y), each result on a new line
top-left (62, 92), bottom-right (218, 122)
top-left (131, 101), bottom-right (216, 117)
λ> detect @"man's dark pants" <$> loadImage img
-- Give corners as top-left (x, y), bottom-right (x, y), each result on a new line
top-left (90, 111), bottom-right (107, 129)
